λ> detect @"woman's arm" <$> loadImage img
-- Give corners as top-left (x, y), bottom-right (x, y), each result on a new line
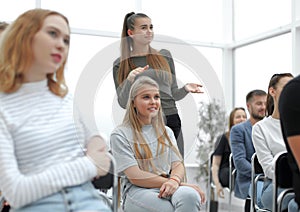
top-left (160, 49), bottom-right (202, 99)
top-left (252, 123), bottom-right (276, 178)
top-left (86, 136), bottom-right (111, 178)
top-left (230, 124), bottom-right (252, 176)
top-left (0, 116), bottom-right (99, 208)
top-left (160, 49), bottom-right (188, 101)
top-left (124, 165), bottom-right (168, 188)
top-left (170, 161), bottom-right (185, 183)
top-left (112, 59), bottom-right (148, 108)
top-left (211, 155), bottom-right (225, 197)
top-left (288, 135), bottom-right (300, 168)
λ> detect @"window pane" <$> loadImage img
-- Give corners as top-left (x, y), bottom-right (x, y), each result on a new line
top-left (0, 0), bottom-right (36, 22)
top-left (235, 0), bottom-right (291, 40)
top-left (41, 0), bottom-right (135, 32)
top-left (67, 35), bottom-right (120, 144)
top-left (142, 0), bottom-right (223, 42)
top-left (175, 46), bottom-right (222, 163)
top-left (235, 33), bottom-right (292, 110)
top-left (195, 46), bottom-right (222, 84)
top-left (66, 34), bottom-right (118, 93)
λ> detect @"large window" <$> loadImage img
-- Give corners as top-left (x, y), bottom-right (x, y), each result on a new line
top-left (142, 0), bottom-right (223, 42)
top-left (0, 0), bottom-right (36, 21)
top-left (234, 0), bottom-right (291, 40)
top-left (41, 0), bottom-right (136, 32)
top-left (235, 33), bottom-right (292, 110)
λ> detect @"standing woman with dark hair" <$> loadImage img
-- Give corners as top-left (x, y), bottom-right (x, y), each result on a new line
top-left (113, 12), bottom-right (203, 157)
top-left (0, 9), bottom-right (111, 212)
top-left (252, 73), bottom-right (294, 211)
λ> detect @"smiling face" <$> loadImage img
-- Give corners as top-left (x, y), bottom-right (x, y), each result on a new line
top-left (25, 14), bottom-right (70, 82)
top-left (247, 94), bottom-right (267, 121)
top-left (133, 85), bottom-right (161, 125)
top-left (233, 109), bottom-right (247, 125)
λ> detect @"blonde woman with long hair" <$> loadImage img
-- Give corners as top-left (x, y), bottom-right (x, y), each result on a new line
top-left (110, 76), bottom-right (205, 212)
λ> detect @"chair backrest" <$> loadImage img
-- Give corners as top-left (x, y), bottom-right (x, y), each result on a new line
top-left (229, 153), bottom-right (236, 191)
top-left (272, 151), bottom-right (294, 212)
top-left (252, 153), bottom-right (264, 175)
top-left (274, 152), bottom-right (293, 188)
top-left (208, 151), bottom-right (236, 212)
top-left (251, 153), bottom-right (267, 211)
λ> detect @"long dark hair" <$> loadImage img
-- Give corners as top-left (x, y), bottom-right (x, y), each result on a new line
top-left (118, 12), bottom-right (171, 85)
top-left (266, 73), bottom-right (293, 116)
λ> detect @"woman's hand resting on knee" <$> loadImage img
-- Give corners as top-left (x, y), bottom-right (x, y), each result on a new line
top-left (180, 182), bottom-right (206, 204)
top-left (158, 178), bottom-right (180, 198)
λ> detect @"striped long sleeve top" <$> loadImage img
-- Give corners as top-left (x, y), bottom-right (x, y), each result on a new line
top-left (0, 80), bottom-right (98, 208)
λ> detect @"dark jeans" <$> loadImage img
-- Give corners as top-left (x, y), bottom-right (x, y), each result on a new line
top-left (165, 114), bottom-right (184, 158)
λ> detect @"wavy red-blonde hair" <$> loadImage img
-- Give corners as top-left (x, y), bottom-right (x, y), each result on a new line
top-left (0, 9), bottom-right (69, 97)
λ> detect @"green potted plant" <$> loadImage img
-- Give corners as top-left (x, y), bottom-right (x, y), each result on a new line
top-left (195, 98), bottom-right (226, 212)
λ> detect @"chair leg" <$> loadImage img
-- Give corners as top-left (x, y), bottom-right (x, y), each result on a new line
top-left (244, 198), bottom-right (251, 212)
top-left (1, 205), bottom-right (10, 212)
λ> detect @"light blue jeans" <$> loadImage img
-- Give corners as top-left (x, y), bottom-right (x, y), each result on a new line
top-left (11, 182), bottom-right (111, 212)
top-left (261, 179), bottom-right (293, 211)
top-left (123, 185), bottom-right (201, 212)
top-left (248, 180), bottom-right (264, 208)
top-left (289, 198), bottom-right (300, 212)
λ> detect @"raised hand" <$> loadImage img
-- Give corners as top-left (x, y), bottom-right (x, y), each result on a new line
top-left (127, 65), bottom-right (149, 82)
top-left (184, 83), bottom-right (204, 93)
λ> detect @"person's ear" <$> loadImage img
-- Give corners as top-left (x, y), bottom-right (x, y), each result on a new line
top-left (269, 87), bottom-right (276, 97)
top-left (246, 102), bottom-right (250, 111)
top-left (127, 29), bottom-right (133, 36)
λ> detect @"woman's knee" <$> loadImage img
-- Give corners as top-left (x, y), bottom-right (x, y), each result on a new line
top-left (173, 186), bottom-right (201, 206)
top-left (261, 191), bottom-right (272, 210)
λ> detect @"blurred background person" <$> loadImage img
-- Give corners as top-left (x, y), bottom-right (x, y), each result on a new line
top-left (0, 9), bottom-right (111, 212)
top-left (252, 73), bottom-right (293, 211)
top-left (279, 74), bottom-right (300, 212)
top-left (212, 107), bottom-right (247, 198)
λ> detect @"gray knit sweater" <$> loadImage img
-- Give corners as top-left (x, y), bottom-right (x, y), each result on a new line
top-left (113, 49), bottom-right (188, 116)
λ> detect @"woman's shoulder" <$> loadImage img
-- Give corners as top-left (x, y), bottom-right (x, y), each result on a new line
top-left (164, 126), bottom-right (176, 138)
top-left (113, 57), bottom-right (121, 68)
top-left (159, 49), bottom-right (172, 57)
top-left (232, 119), bottom-right (250, 131)
top-left (253, 116), bottom-right (271, 128)
top-left (164, 125), bottom-right (172, 133)
top-left (111, 124), bottom-right (132, 136)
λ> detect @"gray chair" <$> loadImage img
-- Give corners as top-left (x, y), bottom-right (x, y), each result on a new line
top-left (92, 153), bottom-right (119, 212)
top-left (251, 153), bottom-right (270, 212)
top-left (272, 152), bottom-right (294, 212)
top-left (208, 151), bottom-right (236, 212)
